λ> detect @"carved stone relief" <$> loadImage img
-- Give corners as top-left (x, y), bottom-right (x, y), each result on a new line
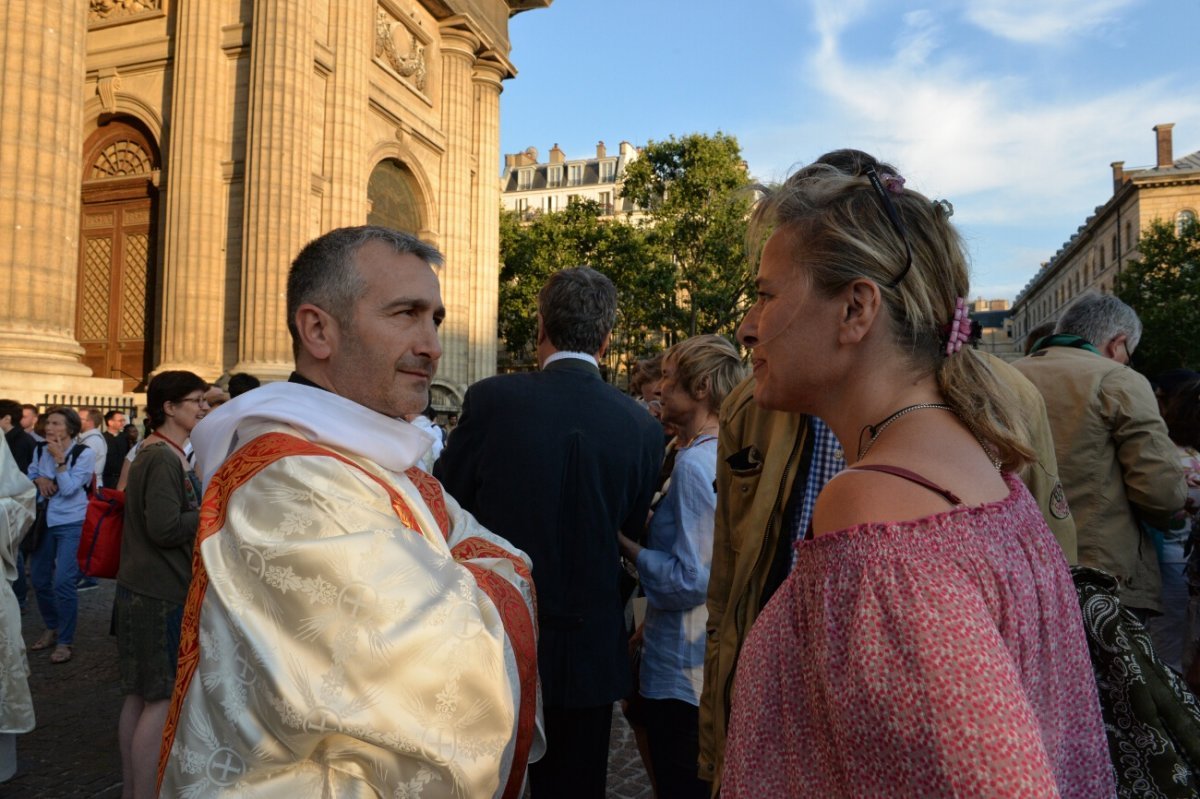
top-left (375, 7), bottom-right (427, 92)
top-left (89, 0), bottom-right (162, 23)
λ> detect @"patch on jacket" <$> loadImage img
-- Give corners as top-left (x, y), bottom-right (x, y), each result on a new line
top-left (1049, 482), bottom-right (1071, 519)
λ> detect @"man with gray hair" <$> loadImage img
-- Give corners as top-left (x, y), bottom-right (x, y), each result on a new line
top-left (437, 266), bottom-right (664, 799)
top-left (1016, 291), bottom-right (1185, 617)
top-left (160, 226), bottom-right (541, 798)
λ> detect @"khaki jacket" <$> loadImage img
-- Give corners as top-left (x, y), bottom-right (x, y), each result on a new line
top-left (698, 377), bottom-right (810, 792)
top-left (984, 353), bottom-right (1079, 563)
top-left (1015, 346), bottom-right (1186, 611)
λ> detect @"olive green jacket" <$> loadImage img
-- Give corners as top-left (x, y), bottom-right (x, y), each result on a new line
top-left (698, 377), bottom-right (811, 792)
top-left (984, 352), bottom-right (1079, 563)
top-left (1015, 346), bottom-right (1186, 611)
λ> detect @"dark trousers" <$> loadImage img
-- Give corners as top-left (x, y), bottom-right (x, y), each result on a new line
top-left (529, 703), bottom-right (613, 799)
top-left (643, 697), bottom-right (707, 799)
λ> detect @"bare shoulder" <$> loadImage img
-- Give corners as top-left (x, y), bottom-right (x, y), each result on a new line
top-left (812, 468), bottom-right (965, 537)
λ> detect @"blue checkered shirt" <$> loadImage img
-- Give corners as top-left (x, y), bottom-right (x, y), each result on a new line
top-left (789, 417), bottom-right (845, 569)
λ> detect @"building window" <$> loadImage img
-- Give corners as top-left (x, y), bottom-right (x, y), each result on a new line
top-left (518, 168), bottom-right (532, 191)
top-left (1178, 209), bottom-right (1198, 236)
top-left (1126, 221), bottom-right (1134, 247)
top-left (545, 196), bottom-right (555, 213)
top-left (1111, 234), bottom-right (1118, 264)
top-left (367, 158), bottom-right (422, 234)
top-left (599, 191), bottom-right (612, 213)
top-left (600, 160), bottom-right (616, 182)
top-left (547, 166), bottom-right (563, 188)
top-left (568, 164), bottom-right (583, 186)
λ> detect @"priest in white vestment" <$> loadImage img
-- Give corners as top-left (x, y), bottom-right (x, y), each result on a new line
top-left (159, 227), bottom-right (542, 799)
top-left (0, 436), bottom-right (36, 782)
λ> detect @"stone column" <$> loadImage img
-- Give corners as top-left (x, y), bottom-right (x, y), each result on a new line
top-left (470, 60), bottom-right (505, 383)
top-left (155, 0), bottom-right (227, 380)
top-left (234, 0), bottom-right (312, 379)
top-left (436, 24), bottom-right (478, 389)
top-left (0, 2), bottom-right (93, 377)
top-left (324, 1), bottom-right (370, 227)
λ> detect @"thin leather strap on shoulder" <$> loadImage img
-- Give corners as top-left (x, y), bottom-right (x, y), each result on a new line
top-left (845, 464), bottom-right (962, 506)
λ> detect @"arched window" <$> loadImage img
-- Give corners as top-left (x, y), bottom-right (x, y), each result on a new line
top-left (1177, 209), bottom-right (1197, 237)
top-left (367, 159), bottom-right (423, 234)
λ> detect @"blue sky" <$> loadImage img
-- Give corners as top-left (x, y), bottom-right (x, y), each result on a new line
top-left (499, 0), bottom-right (1200, 301)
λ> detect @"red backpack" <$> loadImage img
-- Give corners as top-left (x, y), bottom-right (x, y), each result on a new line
top-left (78, 486), bottom-right (124, 578)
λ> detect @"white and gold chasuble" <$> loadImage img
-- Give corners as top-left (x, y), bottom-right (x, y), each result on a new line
top-left (160, 415), bottom-right (540, 799)
top-left (0, 439), bottom-right (36, 737)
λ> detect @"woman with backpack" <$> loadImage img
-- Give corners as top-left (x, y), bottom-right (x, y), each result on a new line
top-left (26, 406), bottom-right (96, 665)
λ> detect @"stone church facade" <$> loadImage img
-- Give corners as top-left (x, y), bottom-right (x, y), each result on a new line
top-left (0, 0), bottom-right (548, 412)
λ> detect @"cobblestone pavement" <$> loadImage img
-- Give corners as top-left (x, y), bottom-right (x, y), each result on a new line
top-left (5, 579), bottom-right (654, 798)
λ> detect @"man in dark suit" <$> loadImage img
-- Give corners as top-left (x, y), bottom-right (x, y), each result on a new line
top-left (436, 266), bottom-right (663, 798)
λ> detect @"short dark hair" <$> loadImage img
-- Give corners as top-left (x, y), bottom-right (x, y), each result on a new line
top-left (146, 371), bottom-right (208, 429)
top-left (0, 399), bottom-right (21, 428)
top-left (227, 372), bottom-right (261, 397)
top-left (104, 409), bottom-right (125, 423)
top-left (537, 267), bottom-right (617, 354)
top-left (287, 225), bottom-right (444, 357)
top-left (1024, 321), bottom-right (1056, 355)
top-left (46, 406), bottom-right (82, 437)
top-left (21, 404), bottom-right (36, 415)
top-left (79, 407), bottom-right (103, 429)
top-left (1163, 377), bottom-right (1200, 450)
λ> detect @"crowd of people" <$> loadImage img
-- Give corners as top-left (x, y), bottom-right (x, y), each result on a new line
top-left (0, 148), bottom-right (1199, 797)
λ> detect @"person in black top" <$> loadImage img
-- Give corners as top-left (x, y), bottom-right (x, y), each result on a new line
top-left (0, 400), bottom-right (34, 474)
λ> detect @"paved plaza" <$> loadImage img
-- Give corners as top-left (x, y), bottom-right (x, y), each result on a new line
top-left (6, 580), bottom-right (653, 798)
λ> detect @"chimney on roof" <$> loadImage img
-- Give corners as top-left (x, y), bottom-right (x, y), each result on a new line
top-left (549, 143), bottom-right (565, 164)
top-left (1154, 123), bottom-right (1175, 168)
top-left (505, 153), bottom-right (515, 170)
top-left (596, 140), bottom-right (606, 159)
top-left (1110, 161), bottom-right (1125, 193)
top-left (523, 147), bottom-right (538, 166)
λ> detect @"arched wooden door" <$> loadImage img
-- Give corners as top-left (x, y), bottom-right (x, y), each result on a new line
top-left (77, 120), bottom-right (159, 392)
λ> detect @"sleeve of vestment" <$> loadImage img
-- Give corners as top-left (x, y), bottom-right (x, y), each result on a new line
top-left (637, 451), bottom-right (716, 612)
top-left (139, 447), bottom-right (199, 549)
top-left (161, 442), bottom-right (539, 799)
top-left (1101, 368), bottom-right (1188, 528)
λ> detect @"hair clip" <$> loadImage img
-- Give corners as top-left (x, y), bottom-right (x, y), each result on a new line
top-left (943, 296), bottom-right (972, 356)
top-left (880, 172), bottom-right (906, 195)
top-left (933, 199), bottom-right (954, 218)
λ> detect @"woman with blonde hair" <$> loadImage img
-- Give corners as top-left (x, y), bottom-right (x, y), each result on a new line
top-left (721, 151), bottom-right (1112, 797)
top-left (619, 334), bottom-right (745, 799)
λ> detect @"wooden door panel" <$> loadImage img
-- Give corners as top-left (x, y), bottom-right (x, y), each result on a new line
top-left (76, 199), bottom-right (153, 391)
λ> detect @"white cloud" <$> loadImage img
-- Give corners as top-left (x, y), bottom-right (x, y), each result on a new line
top-left (961, 0), bottom-right (1140, 45)
top-left (740, 0), bottom-right (1200, 298)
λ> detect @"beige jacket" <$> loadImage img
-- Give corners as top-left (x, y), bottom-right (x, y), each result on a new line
top-left (984, 353), bottom-right (1078, 563)
top-left (698, 377), bottom-right (808, 793)
top-left (1015, 346), bottom-right (1186, 611)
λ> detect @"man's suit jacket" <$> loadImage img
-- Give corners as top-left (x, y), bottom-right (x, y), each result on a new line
top-left (435, 358), bottom-right (663, 708)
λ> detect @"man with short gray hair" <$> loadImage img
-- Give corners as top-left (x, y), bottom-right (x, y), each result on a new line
top-left (1016, 291), bottom-right (1185, 616)
top-left (161, 225), bottom-right (540, 798)
top-left (437, 266), bottom-right (664, 799)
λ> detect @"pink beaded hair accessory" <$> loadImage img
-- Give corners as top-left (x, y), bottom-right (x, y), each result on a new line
top-left (944, 297), bottom-right (972, 356)
top-left (880, 172), bottom-right (905, 194)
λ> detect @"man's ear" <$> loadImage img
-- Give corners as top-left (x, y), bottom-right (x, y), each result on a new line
top-left (838, 278), bottom-right (882, 344)
top-left (294, 304), bottom-right (339, 361)
top-left (535, 313), bottom-right (547, 346)
top-left (596, 331), bottom-right (612, 359)
top-left (1103, 332), bottom-right (1128, 363)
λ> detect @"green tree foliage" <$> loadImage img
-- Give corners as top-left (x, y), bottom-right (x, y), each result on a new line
top-left (1114, 217), bottom-right (1200, 375)
top-left (620, 132), bottom-right (754, 339)
top-left (498, 199), bottom-right (674, 375)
